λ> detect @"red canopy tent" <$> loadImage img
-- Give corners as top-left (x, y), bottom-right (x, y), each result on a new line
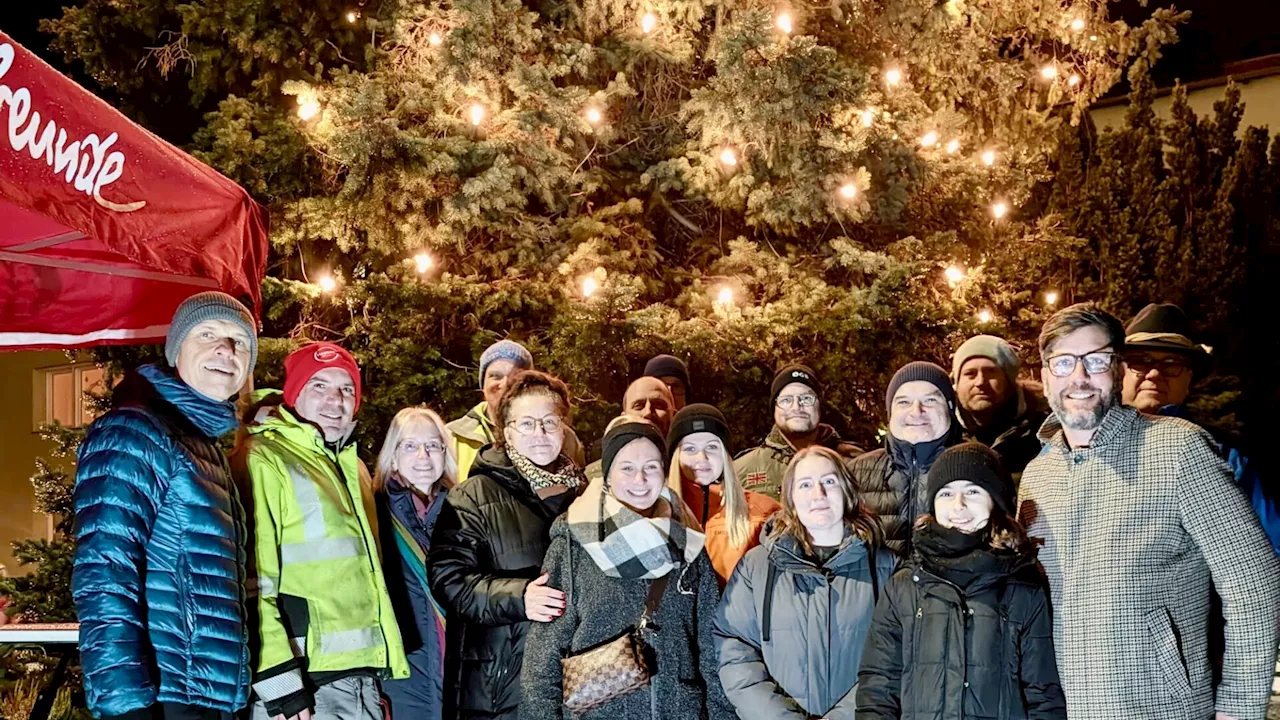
top-left (0, 31), bottom-right (267, 349)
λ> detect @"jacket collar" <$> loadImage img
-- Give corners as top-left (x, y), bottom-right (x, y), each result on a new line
top-left (761, 519), bottom-right (871, 574)
top-left (763, 422), bottom-right (843, 455)
top-left (1038, 403), bottom-right (1140, 451)
top-left (130, 363), bottom-right (239, 439)
top-left (244, 391), bottom-right (358, 457)
top-left (449, 402), bottom-right (494, 444)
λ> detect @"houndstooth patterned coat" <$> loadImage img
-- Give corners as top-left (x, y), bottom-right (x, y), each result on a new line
top-left (1017, 405), bottom-right (1280, 720)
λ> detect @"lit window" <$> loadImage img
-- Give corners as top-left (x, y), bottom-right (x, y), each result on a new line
top-left (35, 364), bottom-right (105, 430)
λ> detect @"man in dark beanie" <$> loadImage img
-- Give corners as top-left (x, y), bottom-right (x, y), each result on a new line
top-left (851, 361), bottom-right (961, 555)
top-left (644, 354), bottom-right (691, 411)
top-left (74, 292), bottom-right (258, 720)
top-left (951, 335), bottom-right (1048, 481)
top-left (1121, 303), bottom-right (1278, 553)
top-left (733, 364), bottom-right (862, 501)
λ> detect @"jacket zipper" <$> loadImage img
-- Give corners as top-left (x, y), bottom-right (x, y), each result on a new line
top-left (326, 449), bottom-right (392, 667)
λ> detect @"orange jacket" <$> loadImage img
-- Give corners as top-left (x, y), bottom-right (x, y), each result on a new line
top-left (681, 479), bottom-right (780, 587)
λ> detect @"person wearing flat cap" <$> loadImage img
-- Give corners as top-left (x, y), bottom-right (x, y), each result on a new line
top-left (73, 292), bottom-right (259, 720)
top-left (1122, 303), bottom-right (1278, 553)
top-left (734, 364), bottom-right (863, 502)
top-left (519, 419), bottom-right (733, 720)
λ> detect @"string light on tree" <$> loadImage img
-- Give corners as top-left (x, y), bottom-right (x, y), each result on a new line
top-left (991, 200), bottom-right (1010, 219)
top-left (1070, 17), bottom-right (1086, 31)
top-left (346, 10), bottom-right (360, 23)
top-left (469, 103), bottom-right (486, 126)
top-left (318, 275), bottom-right (337, 293)
top-left (716, 286), bottom-right (735, 306)
top-left (860, 108), bottom-right (876, 127)
top-left (1040, 64), bottom-right (1058, 81)
top-left (297, 97), bottom-right (321, 121)
top-left (641, 12), bottom-right (657, 33)
top-left (977, 309), bottom-right (994, 324)
top-left (919, 130), bottom-right (939, 148)
top-left (582, 276), bottom-right (599, 298)
top-left (1089, 34), bottom-right (1098, 41)
top-left (719, 147), bottom-right (739, 167)
top-left (1044, 290), bottom-right (1059, 306)
top-left (945, 138), bottom-right (961, 154)
top-left (429, 32), bottom-right (443, 46)
top-left (1068, 73), bottom-right (1081, 87)
top-left (944, 265), bottom-right (965, 285)
top-left (884, 67), bottom-right (903, 87)
top-left (839, 182), bottom-right (858, 200)
top-left (981, 149), bottom-right (996, 166)
top-left (775, 11), bottom-right (793, 33)
top-left (414, 252), bottom-right (433, 274)
top-left (585, 106), bottom-right (603, 125)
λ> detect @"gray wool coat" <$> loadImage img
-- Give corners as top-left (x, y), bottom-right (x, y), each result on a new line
top-left (712, 526), bottom-right (895, 719)
top-left (1017, 405), bottom-right (1280, 720)
top-left (519, 517), bottom-right (734, 720)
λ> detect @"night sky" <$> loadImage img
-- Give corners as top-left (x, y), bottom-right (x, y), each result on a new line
top-left (3, 0), bottom-right (1279, 97)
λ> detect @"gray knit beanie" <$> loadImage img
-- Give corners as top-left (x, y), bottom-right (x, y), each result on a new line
top-left (165, 292), bottom-right (258, 371)
top-left (952, 335), bottom-right (1020, 388)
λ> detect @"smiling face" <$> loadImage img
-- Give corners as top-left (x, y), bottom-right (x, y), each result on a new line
top-left (773, 382), bottom-right (820, 434)
top-left (501, 391), bottom-right (565, 467)
top-left (483, 359), bottom-right (519, 413)
top-left (888, 381), bottom-right (951, 444)
top-left (677, 431), bottom-right (726, 487)
top-left (608, 438), bottom-right (666, 513)
top-left (934, 480), bottom-right (994, 533)
top-left (293, 367), bottom-right (357, 443)
top-left (1041, 325), bottom-right (1119, 434)
top-left (956, 357), bottom-right (1012, 415)
top-left (394, 421), bottom-right (447, 494)
top-left (175, 319), bottom-right (253, 401)
top-left (790, 454), bottom-right (846, 538)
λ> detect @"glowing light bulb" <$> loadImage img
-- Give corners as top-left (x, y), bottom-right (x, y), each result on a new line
top-left (1040, 64), bottom-right (1058, 80)
top-left (991, 201), bottom-right (1009, 219)
top-left (346, 10), bottom-right (359, 23)
top-left (717, 287), bottom-right (735, 305)
top-left (318, 276), bottom-right (337, 292)
top-left (641, 12), bottom-right (657, 33)
top-left (945, 138), bottom-right (961, 154)
top-left (1045, 291), bottom-right (1059, 306)
top-left (297, 99), bottom-right (321, 120)
top-left (414, 253), bottom-right (433, 274)
top-left (944, 265), bottom-right (964, 284)
top-left (1089, 34), bottom-right (1098, 42)
top-left (1070, 17), bottom-right (1085, 31)
top-left (839, 183), bottom-right (857, 199)
top-left (920, 130), bottom-right (939, 148)
top-left (582, 276), bottom-right (598, 298)
top-left (429, 32), bottom-right (443, 46)
top-left (1068, 73), bottom-right (1081, 87)
top-left (860, 108), bottom-right (875, 127)
top-left (719, 148), bottom-right (738, 167)
top-left (981, 149), bottom-right (996, 166)
top-left (884, 67), bottom-right (903, 87)
top-left (585, 107), bottom-right (603, 125)
top-left (469, 103), bottom-right (485, 126)
top-left (776, 12), bottom-right (793, 33)
top-left (977, 309), bottom-right (993, 324)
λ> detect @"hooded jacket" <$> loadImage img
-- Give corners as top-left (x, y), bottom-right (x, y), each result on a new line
top-left (850, 429), bottom-right (960, 556)
top-left (428, 446), bottom-right (581, 718)
top-left (856, 518), bottom-right (1066, 720)
top-left (733, 424), bottom-right (863, 501)
top-left (713, 523), bottom-right (895, 719)
top-left (73, 364), bottom-right (250, 718)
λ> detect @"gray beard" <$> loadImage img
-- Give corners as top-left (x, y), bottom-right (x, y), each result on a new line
top-left (1050, 388), bottom-right (1118, 431)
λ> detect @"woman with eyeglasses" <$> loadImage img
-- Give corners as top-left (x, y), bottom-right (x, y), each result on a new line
top-left (428, 371), bottom-right (588, 720)
top-left (374, 407), bottom-right (458, 719)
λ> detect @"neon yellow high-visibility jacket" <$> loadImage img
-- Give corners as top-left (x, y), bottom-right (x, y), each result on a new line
top-left (446, 401), bottom-right (586, 481)
top-left (234, 393), bottom-right (408, 715)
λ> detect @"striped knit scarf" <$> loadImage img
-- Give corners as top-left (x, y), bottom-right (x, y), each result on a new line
top-left (566, 478), bottom-right (706, 580)
top-left (390, 511), bottom-right (446, 667)
top-left (507, 447), bottom-right (587, 492)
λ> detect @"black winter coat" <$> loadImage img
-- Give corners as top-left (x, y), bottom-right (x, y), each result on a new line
top-left (428, 447), bottom-right (580, 719)
top-left (855, 521), bottom-right (1066, 720)
top-left (850, 432), bottom-right (957, 556)
top-left (519, 517), bottom-right (734, 720)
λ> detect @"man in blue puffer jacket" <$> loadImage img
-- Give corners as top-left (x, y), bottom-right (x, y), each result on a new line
top-left (73, 292), bottom-right (259, 720)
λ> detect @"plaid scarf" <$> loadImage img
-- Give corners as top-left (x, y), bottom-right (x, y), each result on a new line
top-left (507, 447), bottom-right (587, 492)
top-left (566, 478), bottom-right (706, 580)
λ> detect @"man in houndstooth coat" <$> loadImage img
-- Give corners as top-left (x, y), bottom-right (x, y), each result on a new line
top-left (1018, 303), bottom-right (1280, 720)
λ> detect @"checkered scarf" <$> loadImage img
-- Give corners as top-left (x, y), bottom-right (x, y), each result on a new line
top-left (566, 478), bottom-right (706, 580)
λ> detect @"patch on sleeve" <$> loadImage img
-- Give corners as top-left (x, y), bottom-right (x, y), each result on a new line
top-left (743, 472), bottom-right (770, 488)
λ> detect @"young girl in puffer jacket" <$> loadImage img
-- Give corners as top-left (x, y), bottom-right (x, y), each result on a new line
top-left (856, 443), bottom-right (1066, 720)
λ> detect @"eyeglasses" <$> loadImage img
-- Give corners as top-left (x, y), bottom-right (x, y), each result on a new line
top-left (1043, 350), bottom-right (1117, 378)
top-left (398, 439), bottom-right (446, 455)
top-left (776, 394), bottom-right (817, 409)
top-left (507, 416), bottom-right (564, 435)
top-left (1125, 355), bottom-right (1190, 378)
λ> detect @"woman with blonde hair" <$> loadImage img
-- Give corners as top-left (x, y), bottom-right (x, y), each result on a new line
top-left (713, 445), bottom-right (893, 719)
top-left (666, 404), bottom-right (779, 585)
top-left (374, 407), bottom-right (458, 719)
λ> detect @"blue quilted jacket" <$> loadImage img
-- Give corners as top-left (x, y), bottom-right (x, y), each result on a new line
top-left (72, 363), bottom-right (251, 718)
